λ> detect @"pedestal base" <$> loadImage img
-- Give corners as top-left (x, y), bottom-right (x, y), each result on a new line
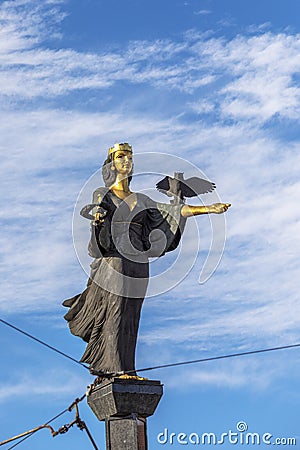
top-left (87, 377), bottom-right (163, 420)
top-left (87, 377), bottom-right (163, 450)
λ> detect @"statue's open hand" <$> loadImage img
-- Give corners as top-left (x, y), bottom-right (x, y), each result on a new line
top-left (209, 203), bottom-right (231, 214)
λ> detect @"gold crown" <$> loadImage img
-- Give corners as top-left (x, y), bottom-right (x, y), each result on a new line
top-left (108, 142), bottom-right (132, 156)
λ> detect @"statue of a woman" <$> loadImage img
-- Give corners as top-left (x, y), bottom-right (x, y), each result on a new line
top-left (63, 143), bottom-right (230, 377)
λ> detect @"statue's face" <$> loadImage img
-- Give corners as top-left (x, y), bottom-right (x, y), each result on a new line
top-left (112, 150), bottom-right (133, 175)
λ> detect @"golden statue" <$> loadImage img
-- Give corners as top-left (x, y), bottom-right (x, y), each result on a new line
top-left (63, 143), bottom-right (230, 379)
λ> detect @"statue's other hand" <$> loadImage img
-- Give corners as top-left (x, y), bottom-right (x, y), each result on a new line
top-left (209, 203), bottom-right (231, 214)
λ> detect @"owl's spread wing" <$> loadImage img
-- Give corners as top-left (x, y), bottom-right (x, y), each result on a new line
top-left (156, 176), bottom-right (173, 197)
top-left (156, 175), bottom-right (216, 198)
top-left (180, 177), bottom-right (216, 196)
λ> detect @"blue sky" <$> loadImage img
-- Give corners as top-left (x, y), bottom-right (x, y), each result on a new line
top-left (1, 0), bottom-right (300, 448)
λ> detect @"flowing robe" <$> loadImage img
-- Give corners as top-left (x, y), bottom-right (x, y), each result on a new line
top-left (63, 189), bottom-right (186, 374)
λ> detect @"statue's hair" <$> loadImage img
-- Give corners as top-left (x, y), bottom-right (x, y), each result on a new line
top-left (102, 153), bottom-right (133, 187)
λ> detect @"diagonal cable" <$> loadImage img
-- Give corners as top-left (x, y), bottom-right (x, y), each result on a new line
top-left (0, 319), bottom-right (89, 370)
top-left (133, 342), bottom-right (300, 374)
top-left (4, 395), bottom-right (87, 449)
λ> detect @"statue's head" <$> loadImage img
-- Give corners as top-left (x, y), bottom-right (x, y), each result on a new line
top-left (102, 142), bottom-right (133, 187)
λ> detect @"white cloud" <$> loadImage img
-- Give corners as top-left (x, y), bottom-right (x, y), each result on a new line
top-left (1, 0), bottom-right (300, 389)
top-left (1, 108), bottom-right (300, 343)
top-left (247, 22), bottom-right (272, 34)
top-left (1, 0), bottom-right (300, 121)
top-left (0, 0), bottom-right (65, 53)
top-left (0, 370), bottom-right (85, 403)
top-left (193, 10), bottom-right (212, 16)
top-left (166, 358), bottom-right (278, 390)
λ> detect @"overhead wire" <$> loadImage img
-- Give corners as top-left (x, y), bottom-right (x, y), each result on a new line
top-left (6, 409), bottom-right (69, 449)
top-left (2, 318), bottom-right (300, 449)
top-left (4, 342), bottom-right (300, 449)
top-left (6, 404), bottom-right (77, 449)
top-left (133, 342), bottom-right (300, 374)
top-left (2, 394), bottom-right (90, 449)
top-left (2, 318), bottom-right (300, 377)
top-left (0, 319), bottom-right (89, 370)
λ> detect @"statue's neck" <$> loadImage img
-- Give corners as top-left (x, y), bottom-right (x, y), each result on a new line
top-left (110, 175), bottom-right (131, 193)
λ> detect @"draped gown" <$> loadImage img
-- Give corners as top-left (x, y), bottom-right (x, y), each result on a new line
top-left (63, 188), bottom-right (186, 374)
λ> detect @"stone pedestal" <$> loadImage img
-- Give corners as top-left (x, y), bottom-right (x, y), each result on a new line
top-left (87, 378), bottom-right (163, 450)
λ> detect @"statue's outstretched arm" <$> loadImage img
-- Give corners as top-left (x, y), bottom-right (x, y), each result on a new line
top-left (181, 203), bottom-right (231, 217)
